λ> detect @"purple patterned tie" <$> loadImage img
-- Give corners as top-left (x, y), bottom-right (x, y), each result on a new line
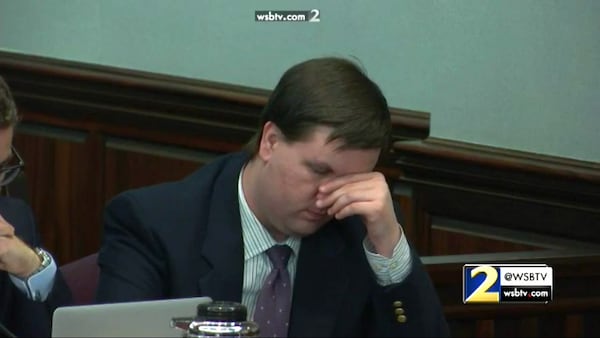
top-left (254, 245), bottom-right (293, 338)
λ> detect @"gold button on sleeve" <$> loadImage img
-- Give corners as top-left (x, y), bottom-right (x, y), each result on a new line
top-left (393, 300), bottom-right (403, 307)
top-left (396, 314), bottom-right (407, 323)
top-left (395, 308), bottom-right (404, 315)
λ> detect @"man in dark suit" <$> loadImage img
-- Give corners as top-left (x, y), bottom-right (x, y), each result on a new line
top-left (96, 57), bottom-right (449, 337)
top-left (0, 76), bottom-right (72, 337)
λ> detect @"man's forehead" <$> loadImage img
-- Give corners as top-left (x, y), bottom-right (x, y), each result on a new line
top-left (307, 149), bottom-right (379, 174)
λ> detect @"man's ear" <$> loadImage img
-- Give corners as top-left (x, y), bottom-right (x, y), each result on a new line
top-left (257, 121), bottom-right (281, 161)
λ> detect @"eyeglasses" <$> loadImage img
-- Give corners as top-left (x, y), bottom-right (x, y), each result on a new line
top-left (0, 145), bottom-right (25, 187)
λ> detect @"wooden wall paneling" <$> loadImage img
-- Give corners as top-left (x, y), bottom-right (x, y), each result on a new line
top-left (394, 138), bottom-right (600, 247)
top-left (518, 317), bottom-right (540, 337)
top-left (390, 176), bottom-right (419, 251)
top-left (0, 51), bottom-right (431, 151)
top-left (417, 184), bottom-right (599, 243)
top-left (427, 217), bottom-right (596, 255)
top-left (391, 179), bottom-right (434, 255)
top-left (103, 137), bottom-right (221, 202)
top-left (443, 296), bottom-right (600, 337)
top-left (429, 228), bottom-right (543, 255)
top-left (13, 122), bottom-right (101, 264)
top-left (539, 314), bottom-right (565, 337)
top-left (448, 319), bottom-right (475, 338)
top-left (428, 251), bottom-right (600, 301)
top-left (425, 251), bottom-right (600, 337)
top-left (564, 314), bottom-right (584, 337)
top-left (492, 317), bottom-right (540, 337)
top-left (13, 88), bottom-right (256, 154)
top-left (393, 194), bottom-right (417, 249)
top-left (412, 186), bottom-right (435, 255)
top-left (71, 130), bottom-right (106, 260)
top-left (475, 319), bottom-right (494, 338)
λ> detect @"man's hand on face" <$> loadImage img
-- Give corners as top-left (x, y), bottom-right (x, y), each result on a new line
top-left (0, 213), bottom-right (40, 279)
top-left (316, 172), bottom-right (401, 258)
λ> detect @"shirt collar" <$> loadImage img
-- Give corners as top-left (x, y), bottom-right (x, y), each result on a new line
top-left (238, 166), bottom-right (300, 261)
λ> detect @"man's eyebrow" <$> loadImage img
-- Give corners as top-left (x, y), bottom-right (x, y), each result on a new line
top-left (304, 160), bottom-right (333, 173)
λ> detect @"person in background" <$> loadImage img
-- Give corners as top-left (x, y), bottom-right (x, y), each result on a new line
top-left (0, 75), bottom-right (72, 337)
top-left (96, 57), bottom-right (449, 337)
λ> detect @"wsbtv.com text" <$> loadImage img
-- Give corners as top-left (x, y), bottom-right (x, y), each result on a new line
top-left (501, 286), bottom-right (552, 302)
top-left (255, 10), bottom-right (320, 23)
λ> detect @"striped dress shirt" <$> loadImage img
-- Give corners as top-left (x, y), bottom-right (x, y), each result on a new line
top-left (237, 167), bottom-right (412, 321)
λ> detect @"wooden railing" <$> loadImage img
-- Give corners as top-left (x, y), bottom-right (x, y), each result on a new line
top-left (425, 249), bottom-right (600, 337)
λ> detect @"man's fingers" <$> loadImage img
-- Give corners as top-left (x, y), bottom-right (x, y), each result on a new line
top-left (334, 201), bottom-right (373, 220)
top-left (318, 173), bottom-right (375, 194)
top-left (316, 181), bottom-right (365, 208)
top-left (0, 226), bottom-right (14, 237)
top-left (321, 186), bottom-right (375, 217)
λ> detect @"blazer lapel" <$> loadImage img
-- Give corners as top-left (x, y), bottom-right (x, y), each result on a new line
top-left (288, 223), bottom-right (350, 337)
top-left (197, 154), bottom-right (248, 303)
top-left (191, 152), bottom-right (351, 336)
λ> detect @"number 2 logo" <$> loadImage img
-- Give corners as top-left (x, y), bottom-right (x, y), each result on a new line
top-left (465, 265), bottom-right (500, 303)
top-left (309, 9), bottom-right (320, 22)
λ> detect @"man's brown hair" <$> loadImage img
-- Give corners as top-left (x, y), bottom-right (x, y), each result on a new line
top-left (244, 57), bottom-right (391, 154)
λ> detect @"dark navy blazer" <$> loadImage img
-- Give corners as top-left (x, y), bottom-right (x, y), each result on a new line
top-left (96, 151), bottom-right (449, 337)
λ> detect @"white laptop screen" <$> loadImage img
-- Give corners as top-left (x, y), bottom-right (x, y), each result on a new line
top-left (52, 297), bottom-right (212, 338)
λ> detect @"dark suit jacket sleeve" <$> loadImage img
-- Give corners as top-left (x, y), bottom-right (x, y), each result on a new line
top-left (366, 201), bottom-right (449, 337)
top-left (9, 273), bottom-right (72, 337)
top-left (367, 247), bottom-right (450, 337)
top-left (95, 192), bottom-right (167, 303)
top-left (2, 199), bottom-right (72, 338)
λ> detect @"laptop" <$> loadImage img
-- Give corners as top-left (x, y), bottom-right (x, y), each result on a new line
top-left (52, 296), bottom-right (212, 337)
